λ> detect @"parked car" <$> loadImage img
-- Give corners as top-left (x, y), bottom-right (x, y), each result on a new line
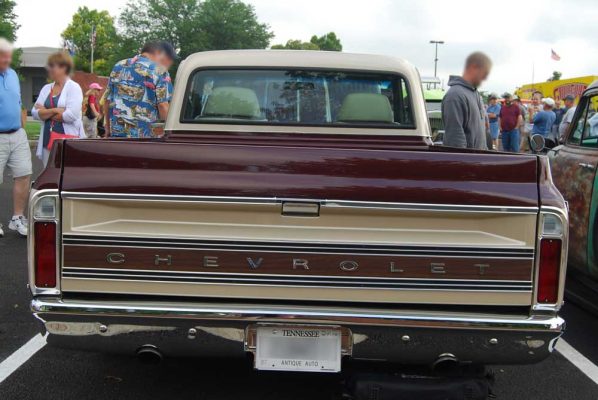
top-left (549, 80), bottom-right (598, 311)
top-left (29, 50), bottom-right (567, 374)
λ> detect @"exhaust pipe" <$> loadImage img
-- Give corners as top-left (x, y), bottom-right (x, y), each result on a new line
top-left (136, 345), bottom-right (163, 364)
top-left (431, 353), bottom-right (459, 372)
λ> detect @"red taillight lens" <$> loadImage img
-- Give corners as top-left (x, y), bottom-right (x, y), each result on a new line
top-left (34, 222), bottom-right (57, 288)
top-left (537, 238), bottom-right (562, 303)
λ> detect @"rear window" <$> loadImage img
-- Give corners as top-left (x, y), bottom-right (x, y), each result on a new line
top-left (181, 69), bottom-right (414, 128)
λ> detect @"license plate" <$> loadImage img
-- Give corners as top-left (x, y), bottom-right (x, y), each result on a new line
top-left (255, 326), bottom-right (342, 372)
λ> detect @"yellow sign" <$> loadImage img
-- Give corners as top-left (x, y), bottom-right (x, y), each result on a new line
top-left (515, 75), bottom-right (598, 104)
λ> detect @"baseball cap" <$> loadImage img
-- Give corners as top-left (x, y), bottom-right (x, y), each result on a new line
top-left (542, 97), bottom-right (556, 107)
top-left (89, 83), bottom-right (103, 90)
top-left (489, 93), bottom-right (499, 100)
top-left (564, 95), bottom-right (575, 101)
top-left (502, 92), bottom-right (512, 99)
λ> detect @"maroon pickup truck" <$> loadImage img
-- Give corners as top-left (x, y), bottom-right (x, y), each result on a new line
top-left (29, 50), bottom-right (567, 373)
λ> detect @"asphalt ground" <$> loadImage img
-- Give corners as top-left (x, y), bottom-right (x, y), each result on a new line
top-left (1, 149), bottom-right (598, 399)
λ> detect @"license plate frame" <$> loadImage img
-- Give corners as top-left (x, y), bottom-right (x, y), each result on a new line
top-left (255, 326), bottom-right (342, 373)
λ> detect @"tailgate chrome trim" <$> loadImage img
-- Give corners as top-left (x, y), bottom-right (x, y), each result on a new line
top-left (60, 191), bottom-right (539, 214)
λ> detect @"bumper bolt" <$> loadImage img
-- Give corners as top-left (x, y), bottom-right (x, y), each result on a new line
top-left (401, 335), bottom-right (411, 342)
top-left (99, 324), bottom-right (108, 333)
top-left (188, 328), bottom-right (198, 339)
top-left (489, 338), bottom-right (498, 345)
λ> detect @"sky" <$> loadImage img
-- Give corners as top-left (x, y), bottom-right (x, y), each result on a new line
top-left (13, 0), bottom-right (598, 93)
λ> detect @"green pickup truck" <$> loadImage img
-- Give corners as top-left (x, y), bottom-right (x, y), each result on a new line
top-left (549, 79), bottom-right (598, 312)
top-left (421, 76), bottom-right (445, 141)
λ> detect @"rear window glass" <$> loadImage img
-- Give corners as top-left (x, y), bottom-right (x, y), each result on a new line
top-left (181, 69), bottom-right (414, 128)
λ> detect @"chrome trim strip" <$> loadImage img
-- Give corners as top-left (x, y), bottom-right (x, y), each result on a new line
top-left (31, 298), bottom-right (564, 332)
top-left (61, 276), bottom-right (532, 293)
top-left (62, 237), bottom-right (534, 259)
top-left (60, 191), bottom-right (539, 214)
top-left (62, 266), bottom-right (533, 283)
top-left (61, 268), bottom-right (533, 291)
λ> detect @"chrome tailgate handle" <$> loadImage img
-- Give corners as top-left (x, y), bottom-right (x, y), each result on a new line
top-left (282, 202), bottom-right (320, 217)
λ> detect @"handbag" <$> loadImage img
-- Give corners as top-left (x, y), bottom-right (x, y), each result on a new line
top-left (46, 86), bottom-right (78, 150)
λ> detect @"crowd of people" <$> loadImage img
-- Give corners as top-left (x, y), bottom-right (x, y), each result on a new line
top-left (442, 52), bottom-right (577, 152)
top-left (0, 37), bottom-right (176, 238)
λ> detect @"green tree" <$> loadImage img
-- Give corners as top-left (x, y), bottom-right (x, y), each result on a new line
top-left (272, 32), bottom-right (343, 51)
top-left (309, 32), bottom-right (342, 51)
top-left (61, 7), bottom-right (118, 76)
top-left (118, 0), bottom-right (274, 62)
top-left (0, 0), bottom-right (21, 70)
top-left (548, 71), bottom-right (562, 81)
top-left (271, 39), bottom-right (319, 50)
top-left (0, 0), bottom-right (19, 41)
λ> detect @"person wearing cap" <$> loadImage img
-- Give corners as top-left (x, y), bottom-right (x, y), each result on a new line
top-left (486, 93), bottom-right (501, 149)
top-left (83, 82), bottom-right (103, 138)
top-left (512, 96), bottom-right (527, 129)
top-left (498, 92), bottom-right (523, 152)
top-left (531, 98), bottom-right (557, 138)
top-left (104, 40), bottom-right (175, 138)
top-left (558, 95), bottom-right (577, 139)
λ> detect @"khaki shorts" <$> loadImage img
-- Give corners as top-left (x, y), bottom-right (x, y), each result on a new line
top-left (83, 116), bottom-right (98, 138)
top-left (0, 128), bottom-right (32, 184)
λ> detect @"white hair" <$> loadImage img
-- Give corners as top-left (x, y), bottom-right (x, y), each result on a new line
top-left (0, 38), bottom-right (14, 54)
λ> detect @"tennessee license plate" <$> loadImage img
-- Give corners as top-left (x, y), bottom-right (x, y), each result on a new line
top-left (255, 326), bottom-right (342, 372)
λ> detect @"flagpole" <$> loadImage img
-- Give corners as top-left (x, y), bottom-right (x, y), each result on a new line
top-left (90, 25), bottom-right (95, 74)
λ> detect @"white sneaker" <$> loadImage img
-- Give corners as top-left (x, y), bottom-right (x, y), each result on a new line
top-left (8, 216), bottom-right (28, 237)
top-left (0, 224), bottom-right (4, 237)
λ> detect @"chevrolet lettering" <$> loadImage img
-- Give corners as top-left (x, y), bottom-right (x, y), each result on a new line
top-left (29, 50), bottom-right (567, 374)
top-left (106, 252), bottom-right (493, 276)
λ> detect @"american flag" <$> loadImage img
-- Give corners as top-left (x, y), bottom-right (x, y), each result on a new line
top-left (551, 49), bottom-right (561, 61)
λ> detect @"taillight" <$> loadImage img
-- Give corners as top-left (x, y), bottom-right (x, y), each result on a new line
top-left (34, 221), bottom-right (57, 287)
top-left (537, 238), bottom-right (562, 303)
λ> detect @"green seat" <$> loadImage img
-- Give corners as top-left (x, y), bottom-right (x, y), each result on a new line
top-left (337, 93), bottom-right (394, 123)
top-left (203, 87), bottom-right (261, 119)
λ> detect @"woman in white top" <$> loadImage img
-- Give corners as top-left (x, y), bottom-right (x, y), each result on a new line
top-left (31, 51), bottom-right (85, 166)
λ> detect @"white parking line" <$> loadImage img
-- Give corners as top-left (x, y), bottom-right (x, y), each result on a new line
top-left (557, 339), bottom-right (598, 385)
top-left (0, 333), bottom-right (597, 387)
top-left (0, 334), bottom-right (46, 384)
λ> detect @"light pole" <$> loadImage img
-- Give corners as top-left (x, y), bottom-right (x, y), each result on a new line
top-left (429, 40), bottom-right (444, 78)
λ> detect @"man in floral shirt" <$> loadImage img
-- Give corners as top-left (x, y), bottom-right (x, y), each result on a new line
top-left (105, 41), bottom-right (175, 138)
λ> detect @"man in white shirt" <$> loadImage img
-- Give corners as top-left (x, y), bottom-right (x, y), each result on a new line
top-left (558, 95), bottom-right (576, 139)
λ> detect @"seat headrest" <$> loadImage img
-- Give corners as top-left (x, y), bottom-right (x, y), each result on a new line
top-left (203, 87), bottom-right (261, 119)
top-left (337, 93), bottom-right (394, 123)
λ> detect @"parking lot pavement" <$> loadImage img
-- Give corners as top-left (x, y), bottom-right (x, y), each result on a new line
top-left (1, 150), bottom-right (598, 399)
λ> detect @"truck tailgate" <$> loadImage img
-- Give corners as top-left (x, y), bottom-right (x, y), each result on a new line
top-left (58, 140), bottom-right (539, 306)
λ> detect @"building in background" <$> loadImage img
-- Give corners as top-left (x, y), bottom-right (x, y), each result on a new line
top-left (20, 47), bottom-right (60, 112)
top-left (19, 47), bottom-right (108, 113)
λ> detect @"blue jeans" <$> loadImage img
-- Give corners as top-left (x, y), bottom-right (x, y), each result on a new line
top-left (489, 122), bottom-right (500, 139)
top-left (501, 129), bottom-right (520, 152)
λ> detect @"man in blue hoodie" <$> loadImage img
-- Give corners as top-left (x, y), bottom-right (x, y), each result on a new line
top-left (441, 52), bottom-right (492, 149)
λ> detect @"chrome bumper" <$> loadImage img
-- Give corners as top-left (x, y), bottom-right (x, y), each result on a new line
top-left (31, 298), bottom-right (564, 366)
